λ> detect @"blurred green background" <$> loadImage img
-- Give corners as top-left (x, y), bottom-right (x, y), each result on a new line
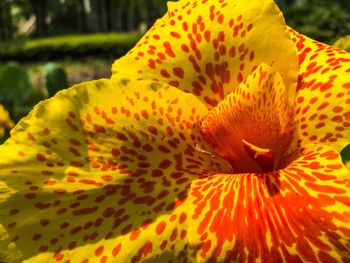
top-left (0, 0), bottom-right (349, 142)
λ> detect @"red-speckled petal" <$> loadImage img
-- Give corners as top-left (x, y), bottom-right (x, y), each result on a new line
top-left (200, 63), bottom-right (295, 173)
top-left (289, 28), bottom-right (350, 153)
top-left (0, 77), bottom-right (231, 262)
top-left (112, 0), bottom-right (298, 108)
top-left (187, 144), bottom-right (350, 262)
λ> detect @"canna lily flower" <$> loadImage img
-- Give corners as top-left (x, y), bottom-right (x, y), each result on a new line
top-left (0, 0), bottom-right (350, 262)
top-left (0, 104), bottom-right (14, 139)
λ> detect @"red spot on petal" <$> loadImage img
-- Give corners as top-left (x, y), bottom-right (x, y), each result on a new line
top-left (156, 221), bottom-right (166, 235)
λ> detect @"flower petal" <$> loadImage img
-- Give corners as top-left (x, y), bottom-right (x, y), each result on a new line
top-left (289, 28), bottom-right (350, 152)
top-left (0, 77), bottom-right (230, 262)
top-left (200, 63), bottom-right (294, 173)
top-left (0, 103), bottom-right (14, 138)
top-left (187, 144), bottom-right (350, 262)
top-left (112, 0), bottom-right (298, 108)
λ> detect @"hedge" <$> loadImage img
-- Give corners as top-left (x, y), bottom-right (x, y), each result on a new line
top-left (0, 33), bottom-right (141, 61)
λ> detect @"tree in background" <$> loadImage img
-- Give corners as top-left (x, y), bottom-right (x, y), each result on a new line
top-left (0, 0), bottom-right (13, 41)
top-left (29, 0), bottom-right (47, 37)
top-left (2, 0), bottom-right (349, 43)
top-left (78, 0), bottom-right (88, 32)
top-left (2, 0), bottom-right (172, 38)
top-left (276, 0), bottom-right (350, 43)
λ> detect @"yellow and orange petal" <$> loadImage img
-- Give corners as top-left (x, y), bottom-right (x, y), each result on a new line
top-left (0, 77), bottom-right (230, 262)
top-left (200, 63), bottom-right (295, 173)
top-left (0, 104), bottom-right (14, 138)
top-left (112, 0), bottom-right (298, 108)
top-left (289, 28), bottom-right (350, 153)
top-left (187, 144), bottom-right (350, 262)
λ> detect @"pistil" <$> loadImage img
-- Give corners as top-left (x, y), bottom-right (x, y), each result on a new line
top-left (242, 139), bottom-right (274, 172)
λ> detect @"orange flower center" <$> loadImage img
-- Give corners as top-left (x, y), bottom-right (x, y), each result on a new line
top-left (241, 139), bottom-right (275, 172)
top-left (199, 64), bottom-right (295, 174)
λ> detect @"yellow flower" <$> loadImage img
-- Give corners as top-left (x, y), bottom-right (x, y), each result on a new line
top-left (0, 0), bottom-right (350, 262)
top-left (334, 35), bottom-right (350, 52)
top-left (0, 104), bottom-right (14, 139)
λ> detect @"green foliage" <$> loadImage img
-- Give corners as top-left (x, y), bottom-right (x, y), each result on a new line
top-left (0, 32), bottom-right (141, 61)
top-left (277, 0), bottom-right (350, 43)
top-left (0, 62), bottom-right (32, 104)
top-left (0, 58), bottom-right (111, 126)
top-left (341, 144), bottom-right (350, 166)
top-left (42, 63), bottom-right (69, 97)
top-left (333, 36), bottom-right (350, 52)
